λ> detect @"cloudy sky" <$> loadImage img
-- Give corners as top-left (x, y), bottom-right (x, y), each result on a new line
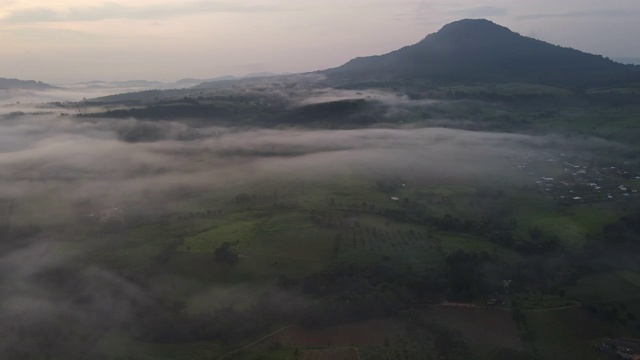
top-left (1, 0), bottom-right (639, 84)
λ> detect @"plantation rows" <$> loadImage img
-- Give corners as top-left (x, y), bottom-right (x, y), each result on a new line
top-left (335, 226), bottom-right (439, 260)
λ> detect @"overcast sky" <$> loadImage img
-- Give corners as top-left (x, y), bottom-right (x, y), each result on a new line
top-left (1, 0), bottom-right (639, 84)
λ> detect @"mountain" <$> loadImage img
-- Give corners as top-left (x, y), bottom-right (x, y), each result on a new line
top-left (105, 80), bottom-right (165, 88)
top-left (321, 19), bottom-right (640, 89)
top-left (0, 77), bottom-right (57, 90)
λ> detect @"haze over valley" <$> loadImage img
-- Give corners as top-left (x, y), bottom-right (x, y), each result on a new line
top-left (2, 4), bottom-right (640, 359)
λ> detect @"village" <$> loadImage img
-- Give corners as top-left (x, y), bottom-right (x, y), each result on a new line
top-left (506, 150), bottom-right (640, 204)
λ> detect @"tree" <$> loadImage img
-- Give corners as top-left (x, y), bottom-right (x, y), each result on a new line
top-left (214, 242), bottom-right (239, 265)
top-left (445, 250), bottom-right (486, 301)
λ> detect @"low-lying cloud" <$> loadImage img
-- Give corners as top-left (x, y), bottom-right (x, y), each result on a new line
top-left (0, 111), bottom-right (634, 357)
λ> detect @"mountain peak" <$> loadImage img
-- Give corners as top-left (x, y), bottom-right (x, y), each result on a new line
top-left (418, 18), bottom-right (516, 47)
top-left (437, 18), bottom-right (511, 35)
top-left (322, 19), bottom-right (640, 89)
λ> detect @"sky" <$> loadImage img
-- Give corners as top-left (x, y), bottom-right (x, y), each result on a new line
top-left (1, 0), bottom-right (639, 84)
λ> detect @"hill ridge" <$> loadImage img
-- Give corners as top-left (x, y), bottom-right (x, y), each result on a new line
top-left (0, 77), bottom-right (57, 90)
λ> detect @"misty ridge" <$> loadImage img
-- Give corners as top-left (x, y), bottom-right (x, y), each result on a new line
top-left (0, 114), bottom-right (630, 262)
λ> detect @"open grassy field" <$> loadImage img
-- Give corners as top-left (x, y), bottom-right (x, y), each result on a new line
top-left (510, 189), bottom-right (621, 249)
top-left (424, 307), bottom-right (524, 351)
top-left (518, 206), bottom-right (620, 250)
top-left (10, 160), bottom-right (638, 360)
top-left (531, 104), bottom-right (640, 146)
top-left (525, 307), bottom-right (631, 360)
top-left (566, 270), bottom-right (640, 304)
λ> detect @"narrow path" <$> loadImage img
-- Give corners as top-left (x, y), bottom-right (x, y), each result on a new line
top-left (218, 325), bottom-right (293, 360)
top-left (433, 300), bottom-right (581, 312)
top-left (430, 302), bottom-right (511, 311)
top-left (525, 302), bottom-right (581, 312)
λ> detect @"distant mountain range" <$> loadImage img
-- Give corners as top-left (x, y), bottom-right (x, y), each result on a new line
top-left (321, 19), bottom-right (640, 89)
top-left (70, 72), bottom-right (285, 90)
top-left (72, 80), bottom-right (167, 89)
top-left (0, 77), bottom-right (57, 90)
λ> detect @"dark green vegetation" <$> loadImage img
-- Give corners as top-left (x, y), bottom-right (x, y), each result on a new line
top-left (3, 18), bottom-right (640, 360)
top-left (66, 81), bottom-right (640, 150)
top-left (3, 152), bottom-right (640, 359)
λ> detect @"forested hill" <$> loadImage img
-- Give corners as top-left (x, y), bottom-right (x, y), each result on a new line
top-left (321, 19), bottom-right (640, 90)
top-left (0, 77), bottom-right (57, 90)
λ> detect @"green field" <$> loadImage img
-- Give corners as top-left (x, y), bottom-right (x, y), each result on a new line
top-left (6, 155), bottom-right (640, 360)
top-left (566, 271), bottom-right (640, 304)
top-left (525, 307), bottom-right (630, 360)
top-left (442, 83), bottom-right (574, 97)
top-left (438, 232), bottom-right (522, 264)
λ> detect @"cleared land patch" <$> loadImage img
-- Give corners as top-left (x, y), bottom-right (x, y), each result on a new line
top-left (424, 307), bottom-right (524, 351)
top-left (272, 318), bottom-right (401, 347)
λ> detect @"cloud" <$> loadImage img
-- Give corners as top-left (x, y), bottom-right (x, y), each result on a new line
top-left (516, 9), bottom-right (640, 21)
top-left (448, 6), bottom-right (508, 18)
top-left (0, 110), bottom-right (626, 211)
top-left (2, 1), bottom-right (282, 23)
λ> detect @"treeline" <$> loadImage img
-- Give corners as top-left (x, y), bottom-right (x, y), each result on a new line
top-left (439, 90), bottom-right (561, 103)
top-left (602, 212), bottom-right (640, 243)
top-left (78, 97), bottom-right (384, 128)
top-left (428, 211), bottom-right (560, 253)
top-left (291, 263), bottom-right (444, 327)
top-left (425, 88), bottom-right (640, 106)
top-left (280, 255), bottom-right (498, 327)
top-left (279, 99), bottom-right (378, 126)
top-left (87, 104), bottom-right (234, 120)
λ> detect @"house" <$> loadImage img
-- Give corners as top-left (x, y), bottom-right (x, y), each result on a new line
top-left (486, 295), bottom-right (505, 306)
top-left (601, 338), bottom-right (640, 359)
top-left (99, 207), bottom-right (123, 223)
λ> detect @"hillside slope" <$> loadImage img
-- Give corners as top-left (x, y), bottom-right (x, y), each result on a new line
top-left (321, 19), bottom-right (640, 89)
